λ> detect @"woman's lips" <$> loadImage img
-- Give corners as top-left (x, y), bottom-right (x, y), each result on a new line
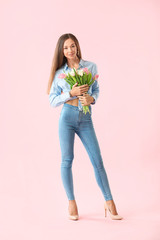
top-left (68, 53), bottom-right (74, 56)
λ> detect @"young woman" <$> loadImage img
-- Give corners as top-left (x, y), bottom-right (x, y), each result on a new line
top-left (47, 33), bottom-right (123, 221)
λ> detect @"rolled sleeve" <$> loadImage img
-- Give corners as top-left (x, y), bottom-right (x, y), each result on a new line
top-left (49, 78), bottom-right (73, 107)
top-left (90, 80), bottom-right (99, 104)
top-left (90, 63), bottom-right (99, 105)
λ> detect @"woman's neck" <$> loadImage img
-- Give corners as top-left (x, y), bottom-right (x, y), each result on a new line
top-left (67, 57), bottom-right (80, 69)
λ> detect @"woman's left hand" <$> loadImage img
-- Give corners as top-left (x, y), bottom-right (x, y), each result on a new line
top-left (77, 93), bottom-right (94, 106)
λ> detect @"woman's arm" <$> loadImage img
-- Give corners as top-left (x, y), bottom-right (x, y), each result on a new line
top-left (90, 63), bottom-right (99, 104)
top-left (49, 78), bottom-right (73, 107)
top-left (90, 80), bottom-right (99, 104)
top-left (77, 63), bottom-right (100, 106)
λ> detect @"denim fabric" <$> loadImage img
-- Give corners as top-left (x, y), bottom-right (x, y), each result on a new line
top-left (49, 58), bottom-right (99, 111)
top-left (58, 103), bottom-right (113, 201)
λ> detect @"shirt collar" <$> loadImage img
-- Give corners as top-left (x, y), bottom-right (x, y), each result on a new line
top-left (63, 58), bottom-right (84, 71)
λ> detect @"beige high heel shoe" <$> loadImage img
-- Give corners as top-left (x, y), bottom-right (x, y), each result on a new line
top-left (104, 202), bottom-right (123, 220)
top-left (68, 214), bottom-right (79, 221)
top-left (68, 204), bottom-right (79, 221)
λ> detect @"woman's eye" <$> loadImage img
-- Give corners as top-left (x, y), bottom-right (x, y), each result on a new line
top-left (64, 45), bottom-right (75, 49)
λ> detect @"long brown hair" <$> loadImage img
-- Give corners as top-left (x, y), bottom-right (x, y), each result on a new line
top-left (46, 33), bottom-right (82, 94)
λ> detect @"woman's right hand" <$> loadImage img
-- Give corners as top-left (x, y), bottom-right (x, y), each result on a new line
top-left (70, 83), bottom-right (89, 97)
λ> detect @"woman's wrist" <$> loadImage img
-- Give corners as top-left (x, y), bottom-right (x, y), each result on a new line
top-left (90, 96), bottom-right (95, 104)
top-left (69, 90), bottom-right (73, 97)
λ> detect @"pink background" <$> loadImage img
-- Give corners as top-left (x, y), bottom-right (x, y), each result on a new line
top-left (1, 0), bottom-right (160, 239)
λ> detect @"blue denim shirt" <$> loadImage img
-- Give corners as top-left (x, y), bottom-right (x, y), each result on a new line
top-left (49, 58), bottom-right (99, 111)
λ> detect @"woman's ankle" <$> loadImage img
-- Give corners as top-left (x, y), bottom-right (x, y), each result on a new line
top-left (105, 199), bottom-right (114, 205)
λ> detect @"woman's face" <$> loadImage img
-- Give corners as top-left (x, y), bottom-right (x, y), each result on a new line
top-left (63, 38), bottom-right (78, 60)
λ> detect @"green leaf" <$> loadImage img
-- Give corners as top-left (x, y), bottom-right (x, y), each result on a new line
top-left (68, 73), bottom-right (75, 85)
top-left (73, 68), bottom-right (80, 83)
top-left (87, 73), bottom-right (92, 83)
top-left (88, 79), bottom-right (95, 86)
top-left (83, 73), bottom-right (87, 84)
top-left (65, 79), bottom-right (72, 85)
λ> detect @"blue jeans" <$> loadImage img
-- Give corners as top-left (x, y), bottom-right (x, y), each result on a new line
top-left (58, 103), bottom-right (113, 201)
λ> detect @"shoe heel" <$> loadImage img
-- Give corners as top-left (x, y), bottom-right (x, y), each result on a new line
top-left (104, 202), bottom-right (123, 220)
top-left (105, 208), bottom-right (107, 217)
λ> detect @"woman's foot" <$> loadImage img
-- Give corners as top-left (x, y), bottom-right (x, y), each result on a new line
top-left (105, 200), bottom-right (118, 215)
top-left (104, 199), bottom-right (123, 220)
top-left (68, 200), bottom-right (79, 220)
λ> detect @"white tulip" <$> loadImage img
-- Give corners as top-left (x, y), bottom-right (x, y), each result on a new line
top-left (70, 69), bottom-right (75, 76)
top-left (77, 69), bottom-right (83, 76)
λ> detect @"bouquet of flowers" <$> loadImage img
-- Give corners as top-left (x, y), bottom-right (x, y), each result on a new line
top-left (58, 67), bottom-right (99, 114)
